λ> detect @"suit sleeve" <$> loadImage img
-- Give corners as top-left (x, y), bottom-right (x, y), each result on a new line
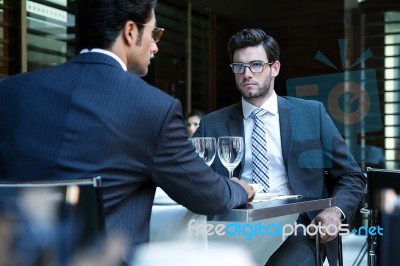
top-left (319, 103), bottom-right (366, 223)
top-left (150, 99), bottom-right (248, 214)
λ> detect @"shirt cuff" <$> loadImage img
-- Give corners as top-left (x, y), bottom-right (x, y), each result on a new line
top-left (335, 206), bottom-right (346, 221)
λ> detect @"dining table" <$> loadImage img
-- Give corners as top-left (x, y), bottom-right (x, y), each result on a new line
top-left (149, 189), bottom-right (336, 265)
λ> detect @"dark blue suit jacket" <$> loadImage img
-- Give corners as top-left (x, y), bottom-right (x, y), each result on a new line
top-left (194, 97), bottom-right (366, 264)
top-left (194, 96), bottom-right (366, 223)
top-left (0, 52), bottom-right (248, 261)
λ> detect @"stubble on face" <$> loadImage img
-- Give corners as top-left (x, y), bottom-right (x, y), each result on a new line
top-left (237, 70), bottom-right (273, 106)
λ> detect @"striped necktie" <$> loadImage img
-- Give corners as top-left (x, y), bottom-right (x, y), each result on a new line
top-left (251, 108), bottom-right (270, 192)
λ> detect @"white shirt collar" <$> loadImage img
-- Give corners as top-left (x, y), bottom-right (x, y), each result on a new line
top-left (80, 48), bottom-right (127, 71)
top-left (242, 91), bottom-right (279, 119)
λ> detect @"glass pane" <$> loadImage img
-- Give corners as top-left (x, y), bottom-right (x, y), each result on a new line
top-left (383, 11), bottom-right (400, 168)
top-left (0, 1), bottom-right (17, 76)
top-left (148, 2), bottom-right (211, 115)
top-left (26, 0), bottom-right (75, 71)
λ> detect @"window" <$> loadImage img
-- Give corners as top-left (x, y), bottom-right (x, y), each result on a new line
top-left (360, 5), bottom-right (400, 169)
top-left (0, 0), bottom-right (21, 75)
top-left (25, 0), bottom-right (76, 71)
top-left (384, 12), bottom-right (400, 169)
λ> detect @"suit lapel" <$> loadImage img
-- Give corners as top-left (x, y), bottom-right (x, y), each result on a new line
top-left (226, 103), bottom-right (244, 137)
top-left (278, 96), bottom-right (295, 171)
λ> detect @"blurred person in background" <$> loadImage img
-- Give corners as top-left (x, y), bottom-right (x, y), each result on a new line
top-left (186, 110), bottom-right (205, 137)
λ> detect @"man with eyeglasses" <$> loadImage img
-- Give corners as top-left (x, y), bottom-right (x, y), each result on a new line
top-left (193, 28), bottom-right (366, 265)
top-left (0, 1), bottom-right (255, 264)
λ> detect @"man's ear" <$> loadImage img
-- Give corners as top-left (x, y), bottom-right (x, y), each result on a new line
top-left (271, 60), bottom-right (281, 77)
top-left (122, 21), bottom-right (136, 45)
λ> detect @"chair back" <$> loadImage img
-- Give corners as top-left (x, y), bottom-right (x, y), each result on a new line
top-left (366, 168), bottom-right (400, 209)
top-left (0, 176), bottom-right (105, 266)
top-left (366, 168), bottom-right (400, 266)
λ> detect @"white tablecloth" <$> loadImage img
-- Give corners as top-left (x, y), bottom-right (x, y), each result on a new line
top-left (207, 215), bottom-right (298, 265)
top-left (150, 193), bottom-right (298, 265)
top-left (150, 204), bottom-right (207, 244)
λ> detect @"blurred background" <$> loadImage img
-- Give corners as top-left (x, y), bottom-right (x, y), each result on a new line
top-left (0, 0), bottom-right (399, 171)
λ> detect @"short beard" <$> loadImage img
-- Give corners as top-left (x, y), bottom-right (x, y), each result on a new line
top-left (242, 80), bottom-right (271, 101)
top-left (241, 68), bottom-right (273, 102)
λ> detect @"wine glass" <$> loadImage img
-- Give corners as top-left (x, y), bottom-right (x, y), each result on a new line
top-left (217, 136), bottom-right (244, 178)
top-left (189, 137), bottom-right (217, 166)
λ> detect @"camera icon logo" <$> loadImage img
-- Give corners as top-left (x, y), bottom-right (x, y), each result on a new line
top-left (286, 39), bottom-right (383, 164)
top-left (287, 39), bottom-right (381, 134)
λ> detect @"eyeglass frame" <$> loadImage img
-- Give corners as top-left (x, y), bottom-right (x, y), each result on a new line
top-left (230, 60), bottom-right (274, 74)
top-left (134, 22), bottom-right (164, 43)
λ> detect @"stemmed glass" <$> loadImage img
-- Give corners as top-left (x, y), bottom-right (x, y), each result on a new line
top-left (189, 137), bottom-right (217, 166)
top-left (217, 136), bottom-right (244, 178)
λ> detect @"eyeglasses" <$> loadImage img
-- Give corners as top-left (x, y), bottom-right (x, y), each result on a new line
top-left (134, 22), bottom-right (164, 43)
top-left (230, 61), bottom-right (273, 74)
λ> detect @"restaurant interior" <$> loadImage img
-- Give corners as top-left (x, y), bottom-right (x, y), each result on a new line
top-left (0, 0), bottom-right (399, 265)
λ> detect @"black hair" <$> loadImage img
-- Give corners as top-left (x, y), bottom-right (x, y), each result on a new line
top-left (227, 28), bottom-right (280, 63)
top-left (77, 0), bottom-right (157, 50)
top-left (186, 110), bottom-right (205, 120)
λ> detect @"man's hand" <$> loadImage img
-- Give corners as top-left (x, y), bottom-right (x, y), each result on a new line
top-left (231, 177), bottom-right (255, 202)
top-left (309, 207), bottom-right (342, 244)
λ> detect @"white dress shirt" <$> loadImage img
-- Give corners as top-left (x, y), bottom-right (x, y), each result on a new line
top-left (240, 91), bottom-right (293, 195)
top-left (80, 48), bottom-right (127, 71)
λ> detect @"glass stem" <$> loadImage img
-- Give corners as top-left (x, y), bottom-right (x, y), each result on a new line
top-left (228, 170), bottom-right (233, 178)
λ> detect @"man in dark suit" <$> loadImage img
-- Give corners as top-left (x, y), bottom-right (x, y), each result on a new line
top-left (0, 0), bottom-right (255, 263)
top-left (193, 29), bottom-right (366, 265)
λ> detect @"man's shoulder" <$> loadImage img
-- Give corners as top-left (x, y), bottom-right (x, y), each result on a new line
top-left (205, 103), bottom-right (241, 119)
top-left (281, 95), bottom-right (321, 105)
top-left (280, 95), bottom-right (323, 110)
